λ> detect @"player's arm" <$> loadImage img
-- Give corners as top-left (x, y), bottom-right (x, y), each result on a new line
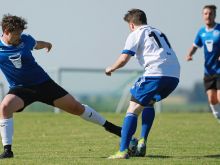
top-left (34, 41), bottom-right (52, 52)
top-left (186, 45), bottom-right (197, 61)
top-left (105, 54), bottom-right (131, 76)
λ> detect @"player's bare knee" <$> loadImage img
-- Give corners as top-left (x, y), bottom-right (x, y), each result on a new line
top-left (127, 102), bottom-right (144, 115)
top-left (0, 103), bottom-right (12, 118)
top-left (209, 98), bottom-right (218, 105)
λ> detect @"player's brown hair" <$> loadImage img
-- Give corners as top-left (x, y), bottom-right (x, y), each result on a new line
top-left (124, 9), bottom-right (147, 25)
top-left (1, 14), bottom-right (27, 32)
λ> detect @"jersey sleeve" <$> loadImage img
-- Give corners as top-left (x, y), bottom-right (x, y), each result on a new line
top-left (21, 34), bottom-right (37, 50)
top-left (193, 29), bottom-right (203, 48)
top-left (121, 32), bottom-right (138, 56)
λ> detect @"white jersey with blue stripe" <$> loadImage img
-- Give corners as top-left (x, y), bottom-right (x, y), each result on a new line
top-left (0, 34), bottom-right (50, 88)
top-left (194, 23), bottom-right (220, 76)
top-left (122, 25), bottom-right (180, 78)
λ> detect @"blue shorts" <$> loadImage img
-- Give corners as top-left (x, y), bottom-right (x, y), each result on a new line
top-left (130, 76), bottom-right (179, 106)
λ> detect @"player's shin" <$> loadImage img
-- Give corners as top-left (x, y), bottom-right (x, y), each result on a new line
top-left (210, 104), bottom-right (220, 119)
top-left (80, 104), bottom-right (106, 125)
top-left (0, 118), bottom-right (15, 159)
top-left (0, 118), bottom-right (14, 147)
top-left (133, 106), bottom-right (155, 157)
top-left (120, 113), bottom-right (137, 152)
top-left (140, 106), bottom-right (155, 141)
top-left (80, 105), bottom-right (122, 136)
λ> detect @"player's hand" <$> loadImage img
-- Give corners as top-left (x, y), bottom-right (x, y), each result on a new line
top-left (186, 55), bottom-right (193, 61)
top-left (105, 66), bottom-right (113, 76)
top-left (35, 41), bottom-right (52, 52)
top-left (45, 42), bottom-right (52, 52)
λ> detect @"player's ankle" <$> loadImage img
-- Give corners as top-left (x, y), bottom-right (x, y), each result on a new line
top-left (4, 145), bottom-right (12, 151)
top-left (103, 120), bottom-right (121, 137)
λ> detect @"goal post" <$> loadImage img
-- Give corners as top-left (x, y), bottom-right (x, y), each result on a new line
top-left (54, 67), bottom-right (162, 113)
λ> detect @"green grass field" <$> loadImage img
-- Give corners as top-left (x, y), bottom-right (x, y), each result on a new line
top-left (0, 112), bottom-right (220, 165)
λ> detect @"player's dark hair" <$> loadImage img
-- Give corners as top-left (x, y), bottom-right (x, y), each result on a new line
top-left (203, 5), bottom-right (217, 16)
top-left (1, 14), bottom-right (27, 32)
top-left (124, 9), bottom-right (147, 25)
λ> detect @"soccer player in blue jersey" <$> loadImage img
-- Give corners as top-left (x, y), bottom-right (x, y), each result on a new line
top-left (0, 14), bottom-right (122, 159)
top-left (186, 5), bottom-right (220, 121)
top-left (106, 9), bottom-right (180, 159)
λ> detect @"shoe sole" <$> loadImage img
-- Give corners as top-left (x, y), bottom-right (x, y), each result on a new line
top-left (108, 155), bottom-right (129, 159)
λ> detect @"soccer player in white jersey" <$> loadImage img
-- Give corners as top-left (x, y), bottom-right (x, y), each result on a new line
top-left (186, 5), bottom-right (220, 121)
top-left (0, 14), bottom-right (122, 159)
top-left (106, 9), bottom-right (180, 159)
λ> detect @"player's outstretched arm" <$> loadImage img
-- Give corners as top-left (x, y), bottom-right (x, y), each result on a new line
top-left (35, 41), bottom-right (52, 52)
top-left (105, 54), bottom-right (131, 76)
top-left (186, 46), bottom-right (197, 61)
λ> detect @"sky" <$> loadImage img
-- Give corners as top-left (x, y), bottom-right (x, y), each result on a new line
top-left (0, 0), bottom-right (220, 90)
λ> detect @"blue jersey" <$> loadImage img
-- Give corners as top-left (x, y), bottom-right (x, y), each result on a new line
top-left (194, 23), bottom-right (220, 76)
top-left (0, 34), bottom-right (50, 88)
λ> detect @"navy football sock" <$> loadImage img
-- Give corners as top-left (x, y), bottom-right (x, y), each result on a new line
top-left (120, 113), bottom-right (137, 152)
top-left (140, 107), bottom-right (155, 141)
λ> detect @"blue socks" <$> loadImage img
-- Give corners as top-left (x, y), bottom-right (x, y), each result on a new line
top-left (140, 107), bottom-right (155, 141)
top-left (120, 113), bottom-right (137, 152)
top-left (119, 107), bottom-right (155, 151)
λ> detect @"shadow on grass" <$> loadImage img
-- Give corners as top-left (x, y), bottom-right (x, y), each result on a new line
top-left (99, 155), bottom-right (171, 159)
top-left (146, 155), bottom-right (171, 159)
top-left (203, 154), bottom-right (220, 159)
top-left (43, 154), bottom-right (220, 159)
top-left (139, 154), bottom-right (220, 159)
top-left (176, 154), bottom-right (220, 159)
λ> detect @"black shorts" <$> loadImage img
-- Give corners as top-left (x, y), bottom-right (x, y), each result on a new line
top-left (203, 75), bottom-right (220, 91)
top-left (8, 79), bottom-right (68, 112)
top-left (130, 95), bottom-right (156, 106)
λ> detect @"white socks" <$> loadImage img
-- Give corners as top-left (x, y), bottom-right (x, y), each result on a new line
top-left (210, 104), bottom-right (220, 119)
top-left (80, 105), bottom-right (106, 126)
top-left (0, 118), bottom-right (13, 146)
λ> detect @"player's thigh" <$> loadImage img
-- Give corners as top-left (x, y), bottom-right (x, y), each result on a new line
top-left (36, 79), bottom-right (84, 115)
top-left (37, 79), bottom-right (69, 105)
top-left (216, 77), bottom-right (220, 103)
top-left (53, 94), bottom-right (84, 115)
top-left (131, 76), bottom-right (178, 106)
top-left (217, 90), bottom-right (220, 103)
top-left (8, 86), bottom-right (38, 112)
top-left (127, 101), bottom-right (144, 115)
top-left (158, 77), bottom-right (179, 100)
top-left (204, 76), bottom-right (217, 91)
top-left (0, 94), bottom-right (24, 118)
top-left (204, 76), bottom-right (218, 104)
top-left (130, 77), bottom-right (160, 107)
